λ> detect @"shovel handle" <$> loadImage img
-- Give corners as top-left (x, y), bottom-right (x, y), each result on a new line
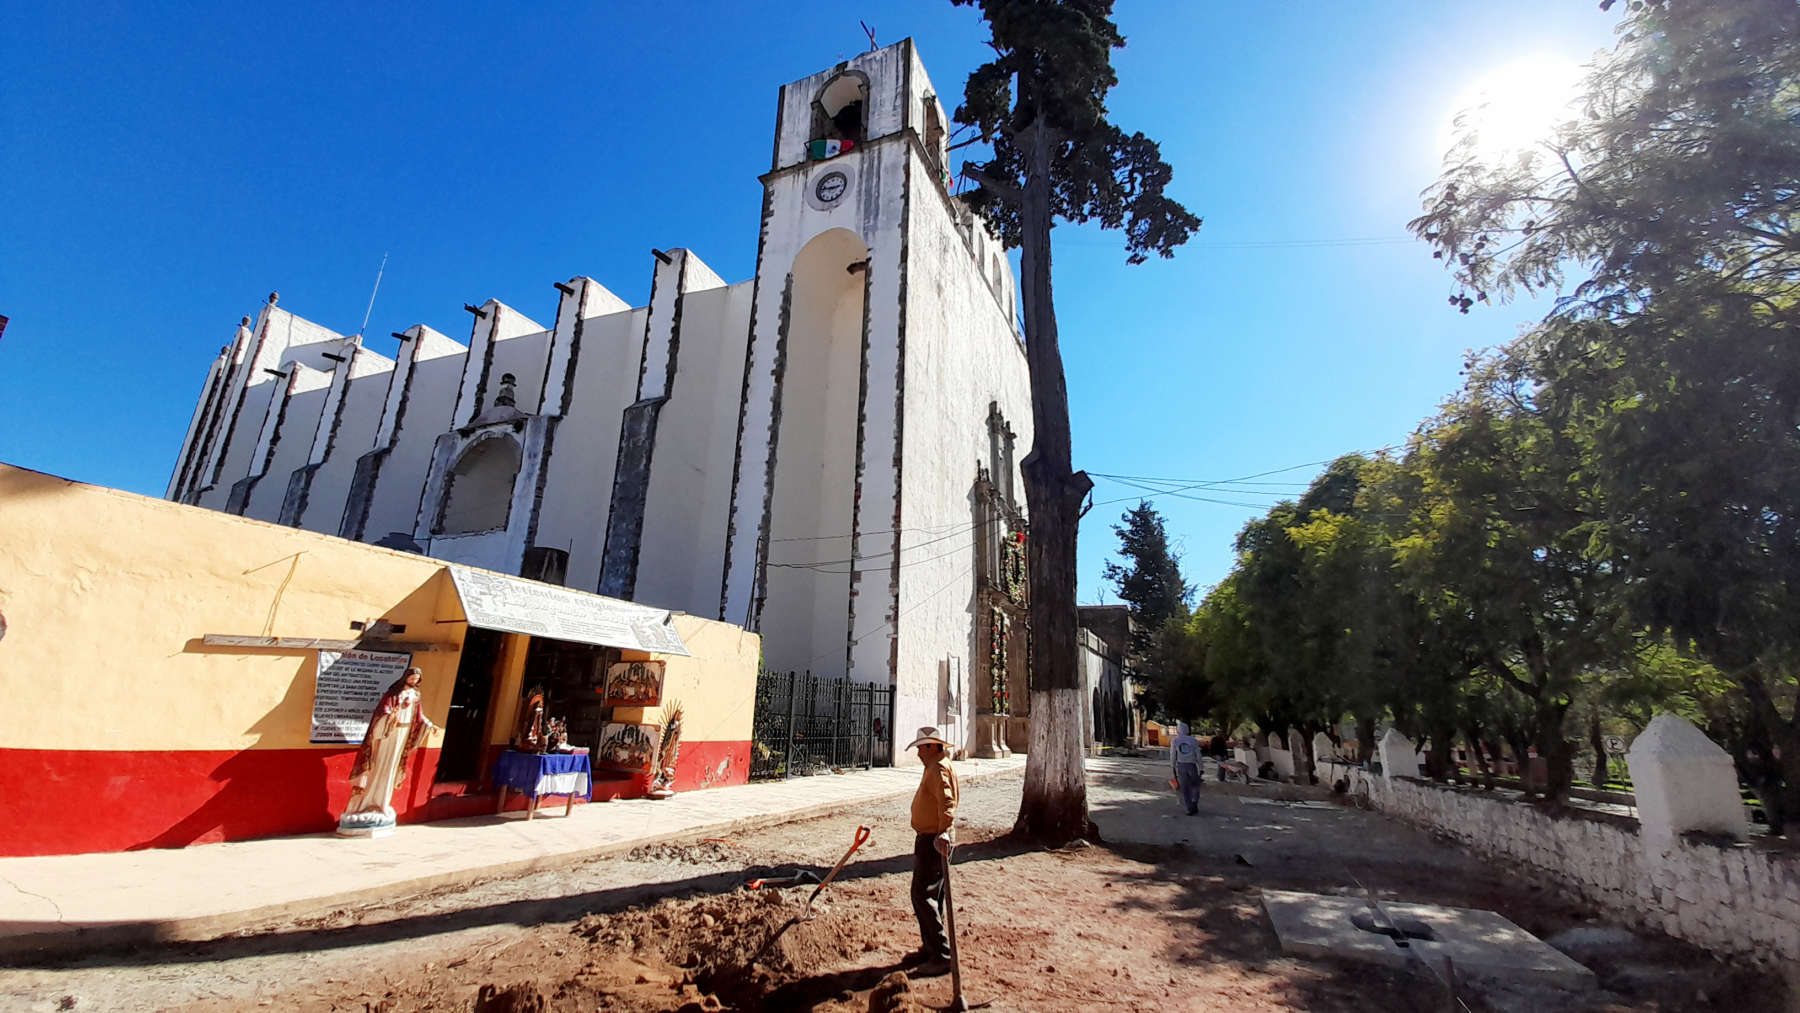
top-left (805, 824), bottom-right (872, 909)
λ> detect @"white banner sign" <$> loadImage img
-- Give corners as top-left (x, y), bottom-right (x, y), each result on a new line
top-left (310, 649), bottom-right (412, 744)
top-left (449, 566), bottom-right (690, 656)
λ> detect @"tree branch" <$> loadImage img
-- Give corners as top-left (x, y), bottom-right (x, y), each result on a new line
top-left (959, 161), bottom-right (1022, 203)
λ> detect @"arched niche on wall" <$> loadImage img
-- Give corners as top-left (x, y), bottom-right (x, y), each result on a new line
top-left (436, 430), bottom-right (522, 535)
top-left (812, 71), bottom-right (870, 144)
top-left (758, 227), bottom-right (872, 673)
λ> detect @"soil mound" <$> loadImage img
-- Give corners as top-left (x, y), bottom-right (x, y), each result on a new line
top-left (865, 971), bottom-right (925, 1013)
top-left (573, 885), bottom-right (870, 1008)
top-left (625, 840), bottom-right (744, 865)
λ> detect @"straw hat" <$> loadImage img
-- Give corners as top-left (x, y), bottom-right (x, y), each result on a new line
top-left (906, 725), bottom-right (953, 750)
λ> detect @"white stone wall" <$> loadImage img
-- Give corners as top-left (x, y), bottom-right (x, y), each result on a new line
top-left (1358, 774), bottom-right (1800, 967)
top-left (357, 326), bottom-right (466, 543)
top-left (891, 140), bottom-right (1030, 756)
top-left (533, 305), bottom-right (645, 592)
top-left (297, 343), bottom-right (392, 532)
top-left (634, 278), bottom-right (753, 615)
top-left (486, 328), bottom-right (552, 416)
top-left (244, 364), bottom-right (333, 519)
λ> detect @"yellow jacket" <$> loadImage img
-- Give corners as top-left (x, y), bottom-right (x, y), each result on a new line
top-left (911, 759), bottom-right (960, 835)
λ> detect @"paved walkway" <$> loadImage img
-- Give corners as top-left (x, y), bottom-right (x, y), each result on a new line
top-left (0, 756), bottom-right (1028, 958)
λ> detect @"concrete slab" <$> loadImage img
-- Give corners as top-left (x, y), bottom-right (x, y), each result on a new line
top-left (0, 756), bottom-right (1027, 959)
top-left (1261, 889), bottom-right (1596, 989)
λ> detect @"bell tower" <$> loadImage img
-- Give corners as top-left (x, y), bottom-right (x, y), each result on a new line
top-left (720, 39), bottom-right (952, 683)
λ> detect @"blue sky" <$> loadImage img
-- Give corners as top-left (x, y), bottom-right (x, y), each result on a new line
top-left (0, 2), bottom-right (1619, 601)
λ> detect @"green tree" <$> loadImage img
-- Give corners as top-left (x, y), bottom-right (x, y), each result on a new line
top-left (952, 0), bottom-right (1201, 842)
top-left (1102, 500), bottom-right (1195, 715)
top-left (1387, 348), bottom-right (1633, 800)
top-left (1412, 0), bottom-right (1800, 827)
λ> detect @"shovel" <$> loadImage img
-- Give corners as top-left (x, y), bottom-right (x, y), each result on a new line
top-left (937, 843), bottom-right (993, 1011)
top-left (749, 824), bottom-right (872, 965)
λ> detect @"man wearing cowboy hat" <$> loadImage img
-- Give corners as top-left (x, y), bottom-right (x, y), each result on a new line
top-left (903, 725), bottom-right (959, 976)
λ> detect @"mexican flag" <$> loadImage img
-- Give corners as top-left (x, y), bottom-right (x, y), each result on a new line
top-left (808, 138), bottom-right (854, 160)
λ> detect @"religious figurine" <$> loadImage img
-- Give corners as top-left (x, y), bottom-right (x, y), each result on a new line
top-left (338, 667), bottom-right (437, 838)
top-left (648, 701), bottom-right (684, 800)
top-left (545, 716), bottom-right (568, 753)
top-left (513, 685), bottom-right (547, 752)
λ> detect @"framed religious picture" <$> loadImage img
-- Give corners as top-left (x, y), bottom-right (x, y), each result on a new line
top-left (602, 660), bottom-right (666, 707)
top-left (595, 722), bottom-right (660, 772)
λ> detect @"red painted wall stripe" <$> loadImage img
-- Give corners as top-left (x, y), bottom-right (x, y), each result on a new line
top-left (0, 741), bottom-right (750, 857)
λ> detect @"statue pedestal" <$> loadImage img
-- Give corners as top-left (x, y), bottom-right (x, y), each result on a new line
top-left (973, 713), bottom-right (1013, 759)
top-left (337, 808), bottom-right (397, 838)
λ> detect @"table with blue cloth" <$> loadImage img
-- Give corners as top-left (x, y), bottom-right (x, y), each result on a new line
top-left (492, 749), bottom-right (592, 819)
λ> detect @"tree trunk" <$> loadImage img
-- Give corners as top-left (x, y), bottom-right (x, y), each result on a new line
top-left (1011, 118), bottom-right (1095, 845)
top-left (1533, 698), bottom-right (1573, 803)
top-left (1424, 721), bottom-right (1456, 781)
top-left (1741, 676), bottom-right (1798, 836)
top-left (1587, 709), bottom-right (1608, 787)
top-left (1356, 714), bottom-right (1377, 763)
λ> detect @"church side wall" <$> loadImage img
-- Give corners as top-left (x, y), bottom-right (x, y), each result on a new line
top-left (195, 382), bottom-right (274, 512)
top-left (487, 329), bottom-right (552, 415)
top-left (244, 370), bottom-right (332, 522)
top-left (296, 350), bottom-right (391, 533)
top-left (360, 336), bottom-right (466, 543)
top-left (534, 307), bottom-right (646, 593)
top-left (634, 282), bottom-right (752, 615)
top-left (891, 181), bottom-right (1032, 761)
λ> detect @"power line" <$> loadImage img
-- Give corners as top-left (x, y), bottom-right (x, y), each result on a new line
top-left (767, 525), bottom-right (984, 574)
top-left (768, 516), bottom-right (975, 543)
top-left (1061, 234), bottom-right (1418, 251)
top-left (1086, 445), bottom-right (1404, 510)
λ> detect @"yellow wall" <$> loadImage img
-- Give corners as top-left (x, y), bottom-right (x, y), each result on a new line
top-left (0, 465), bottom-right (462, 751)
top-left (611, 615), bottom-right (761, 744)
top-left (0, 465), bottom-right (759, 754)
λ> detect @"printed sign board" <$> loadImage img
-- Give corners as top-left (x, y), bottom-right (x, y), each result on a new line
top-left (1604, 735), bottom-right (1628, 755)
top-left (310, 649), bottom-right (412, 743)
top-left (449, 566), bottom-right (690, 656)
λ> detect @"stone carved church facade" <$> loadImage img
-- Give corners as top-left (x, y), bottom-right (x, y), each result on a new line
top-left (166, 41), bottom-right (1032, 760)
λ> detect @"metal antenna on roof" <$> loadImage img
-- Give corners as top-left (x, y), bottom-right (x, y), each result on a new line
top-left (860, 20), bottom-right (877, 51)
top-left (357, 251), bottom-right (388, 338)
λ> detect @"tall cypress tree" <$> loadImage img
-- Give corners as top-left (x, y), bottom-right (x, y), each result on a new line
top-left (1103, 501), bottom-right (1195, 658)
top-left (952, 0), bottom-right (1201, 843)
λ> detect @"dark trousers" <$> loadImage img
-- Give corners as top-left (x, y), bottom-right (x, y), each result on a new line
top-left (1176, 762), bottom-right (1202, 813)
top-left (911, 833), bottom-right (952, 958)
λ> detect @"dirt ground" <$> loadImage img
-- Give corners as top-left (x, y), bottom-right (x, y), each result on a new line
top-left (0, 757), bottom-right (1785, 1012)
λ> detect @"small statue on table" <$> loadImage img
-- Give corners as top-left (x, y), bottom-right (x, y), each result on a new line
top-left (338, 667), bottom-right (437, 838)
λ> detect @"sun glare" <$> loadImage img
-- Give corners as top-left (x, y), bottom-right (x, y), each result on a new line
top-left (1443, 55), bottom-right (1585, 164)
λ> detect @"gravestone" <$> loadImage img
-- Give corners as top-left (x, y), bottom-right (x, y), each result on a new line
top-left (1267, 731), bottom-right (1295, 781)
top-left (1378, 728), bottom-right (1419, 780)
top-left (1313, 731), bottom-right (1336, 763)
top-left (1627, 714), bottom-right (1748, 842)
top-left (1288, 728), bottom-right (1313, 782)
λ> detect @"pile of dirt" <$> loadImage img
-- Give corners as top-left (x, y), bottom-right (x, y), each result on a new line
top-left (569, 885), bottom-right (874, 1009)
top-left (862, 971), bottom-right (925, 1013)
top-left (624, 840), bottom-right (745, 865)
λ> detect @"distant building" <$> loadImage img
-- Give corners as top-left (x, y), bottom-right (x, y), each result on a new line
top-left (1079, 605), bottom-right (1139, 747)
top-left (165, 41), bottom-right (1032, 760)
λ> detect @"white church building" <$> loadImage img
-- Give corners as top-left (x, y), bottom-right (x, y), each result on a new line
top-left (166, 41), bottom-right (1034, 760)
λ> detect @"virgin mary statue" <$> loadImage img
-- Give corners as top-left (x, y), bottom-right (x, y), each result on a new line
top-left (338, 667), bottom-right (437, 837)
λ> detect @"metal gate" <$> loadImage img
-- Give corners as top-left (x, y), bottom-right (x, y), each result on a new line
top-left (749, 670), bottom-right (894, 781)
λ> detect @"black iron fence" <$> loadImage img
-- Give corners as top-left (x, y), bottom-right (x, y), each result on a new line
top-left (749, 670), bottom-right (894, 781)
